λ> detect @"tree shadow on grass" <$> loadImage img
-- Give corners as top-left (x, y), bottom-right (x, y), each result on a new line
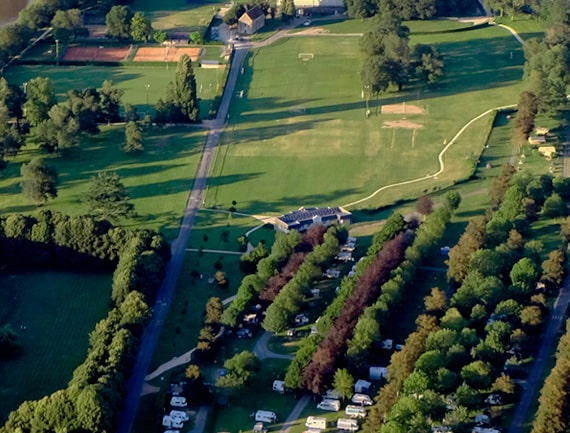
top-left (234, 34), bottom-right (525, 124)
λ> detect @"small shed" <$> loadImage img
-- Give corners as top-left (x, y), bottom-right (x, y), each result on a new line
top-left (272, 380), bottom-right (285, 393)
top-left (354, 379), bottom-right (372, 393)
top-left (369, 366), bottom-right (388, 380)
top-left (528, 135), bottom-right (547, 145)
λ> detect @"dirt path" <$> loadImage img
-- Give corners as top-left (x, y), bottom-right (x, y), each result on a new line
top-left (278, 394), bottom-right (311, 433)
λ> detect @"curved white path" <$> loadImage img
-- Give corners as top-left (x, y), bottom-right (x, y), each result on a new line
top-left (342, 104), bottom-right (516, 209)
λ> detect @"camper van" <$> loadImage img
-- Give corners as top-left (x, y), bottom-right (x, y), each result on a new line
top-left (316, 398), bottom-right (341, 411)
top-left (337, 418), bottom-right (359, 431)
top-left (305, 416), bottom-right (327, 429)
top-left (345, 405), bottom-right (367, 419)
top-left (170, 396), bottom-right (187, 407)
top-left (255, 410), bottom-right (278, 423)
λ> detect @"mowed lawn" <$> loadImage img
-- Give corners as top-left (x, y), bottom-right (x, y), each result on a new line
top-left (130, 0), bottom-right (223, 34)
top-left (0, 271), bottom-right (111, 423)
top-left (207, 24), bottom-right (526, 214)
top-left (4, 64), bottom-right (225, 119)
top-left (0, 126), bottom-right (207, 240)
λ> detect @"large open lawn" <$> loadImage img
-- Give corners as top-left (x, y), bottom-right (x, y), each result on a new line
top-left (4, 64), bottom-right (225, 119)
top-left (0, 271), bottom-right (111, 422)
top-left (207, 24), bottom-right (526, 215)
top-left (0, 126), bottom-right (207, 240)
top-left (131, 0), bottom-right (223, 35)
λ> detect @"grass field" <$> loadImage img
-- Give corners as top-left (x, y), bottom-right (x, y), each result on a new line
top-left (0, 126), bottom-right (206, 240)
top-left (131, 0), bottom-right (222, 35)
top-left (4, 63), bottom-right (225, 119)
top-left (207, 24), bottom-right (526, 215)
top-left (0, 271), bottom-right (111, 423)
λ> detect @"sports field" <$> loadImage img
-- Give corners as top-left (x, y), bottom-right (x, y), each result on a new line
top-left (62, 46), bottom-right (131, 62)
top-left (4, 63), bottom-right (225, 118)
top-left (0, 126), bottom-right (207, 240)
top-left (0, 271), bottom-right (111, 423)
top-left (207, 24), bottom-right (526, 214)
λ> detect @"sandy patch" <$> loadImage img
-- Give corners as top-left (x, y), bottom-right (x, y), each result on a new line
top-left (133, 46), bottom-right (202, 62)
top-left (382, 120), bottom-right (423, 129)
top-left (381, 104), bottom-right (425, 114)
top-left (62, 46), bottom-right (130, 62)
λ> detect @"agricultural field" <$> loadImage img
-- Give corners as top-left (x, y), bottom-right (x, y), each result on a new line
top-left (0, 126), bottom-right (207, 240)
top-left (0, 271), bottom-right (112, 422)
top-left (4, 63), bottom-right (226, 119)
top-left (207, 23), bottom-right (527, 215)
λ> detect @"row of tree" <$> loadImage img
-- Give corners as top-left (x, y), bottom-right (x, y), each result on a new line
top-left (362, 171), bottom-right (566, 433)
top-left (262, 225), bottom-right (345, 333)
top-left (0, 210), bottom-right (169, 432)
top-left (221, 230), bottom-right (303, 327)
top-left (284, 212), bottom-right (409, 390)
top-left (531, 318), bottom-right (570, 433)
top-left (345, 0), bottom-right (475, 19)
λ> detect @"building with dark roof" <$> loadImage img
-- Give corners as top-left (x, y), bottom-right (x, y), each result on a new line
top-left (274, 206), bottom-right (352, 232)
top-left (238, 6), bottom-right (265, 35)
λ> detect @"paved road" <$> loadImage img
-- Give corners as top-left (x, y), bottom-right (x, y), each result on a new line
top-left (116, 43), bottom-right (250, 433)
top-left (507, 277), bottom-right (570, 433)
top-left (253, 331), bottom-right (295, 360)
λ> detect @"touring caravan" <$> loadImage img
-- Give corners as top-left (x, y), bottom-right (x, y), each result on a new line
top-left (345, 405), bottom-right (367, 419)
top-left (305, 416), bottom-right (327, 429)
top-left (337, 418), bottom-right (359, 431)
top-left (317, 398), bottom-right (341, 411)
top-left (255, 410), bottom-right (278, 423)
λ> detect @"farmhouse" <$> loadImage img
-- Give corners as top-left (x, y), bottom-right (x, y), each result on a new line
top-left (274, 206), bottom-right (352, 232)
top-left (238, 6), bottom-right (265, 35)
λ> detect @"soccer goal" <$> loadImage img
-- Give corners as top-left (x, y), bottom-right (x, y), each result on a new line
top-left (298, 52), bottom-right (314, 61)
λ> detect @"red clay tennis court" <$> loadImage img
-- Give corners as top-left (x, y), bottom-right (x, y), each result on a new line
top-left (132, 46), bottom-right (202, 62)
top-left (62, 46), bottom-right (130, 62)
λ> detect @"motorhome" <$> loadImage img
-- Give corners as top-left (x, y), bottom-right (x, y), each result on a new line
top-left (316, 398), bottom-right (341, 411)
top-left (305, 416), bottom-right (327, 429)
top-left (255, 410), bottom-right (278, 423)
top-left (337, 418), bottom-right (359, 431)
top-left (345, 405), bottom-right (367, 419)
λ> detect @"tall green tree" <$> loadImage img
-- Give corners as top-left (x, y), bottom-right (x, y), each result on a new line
top-left (51, 9), bottom-right (87, 43)
top-left (24, 77), bottom-right (57, 127)
top-left (333, 368), bottom-right (355, 400)
top-left (20, 157), bottom-right (58, 205)
top-left (130, 12), bottom-right (153, 42)
top-left (105, 5), bottom-right (133, 40)
top-left (83, 171), bottom-right (135, 220)
top-left (99, 80), bottom-right (124, 124)
top-left (124, 121), bottom-right (143, 152)
top-left (172, 54), bottom-right (200, 122)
